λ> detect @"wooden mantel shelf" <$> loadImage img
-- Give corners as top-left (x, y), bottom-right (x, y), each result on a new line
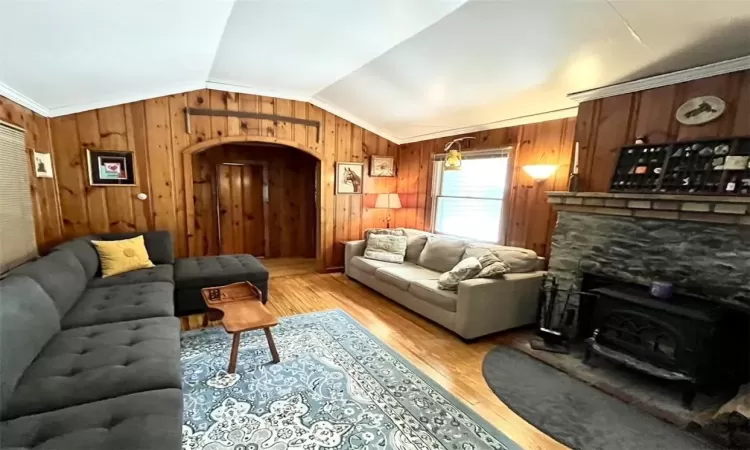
top-left (546, 192), bottom-right (750, 226)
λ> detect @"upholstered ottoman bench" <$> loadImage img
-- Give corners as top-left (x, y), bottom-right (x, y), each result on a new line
top-left (173, 255), bottom-right (269, 316)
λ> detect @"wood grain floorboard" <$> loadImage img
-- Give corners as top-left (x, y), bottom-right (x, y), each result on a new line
top-left (181, 258), bottom-right (567, 450)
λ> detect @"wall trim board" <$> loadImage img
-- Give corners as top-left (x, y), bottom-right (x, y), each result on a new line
top-left (0, 82), bottom-right (49, 116)
top-left (568, 55), bottom-right (750, 103)
top-left (206, 81), bottom-right (311, 103)
top-left (308, 96), bottom-right (400, 144)
top-left (398, 107), bottom-right (579, 144)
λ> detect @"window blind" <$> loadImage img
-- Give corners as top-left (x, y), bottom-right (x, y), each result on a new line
top-left (433, 156), bottom-right (509, 242)
top-left (0, 121), bottom-right (37, 273)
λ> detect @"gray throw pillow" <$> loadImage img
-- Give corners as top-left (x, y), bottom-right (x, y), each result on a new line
top-left (476, 252), bottom-right (511, 278)
top-left (437, 257), bottom-right (482, 291)
top-left (417, 236), bottom-right (467, 273)
top-left (405, 234), bottom-right (428, 263)
top-left (363, 234), bottom-right (407, 263)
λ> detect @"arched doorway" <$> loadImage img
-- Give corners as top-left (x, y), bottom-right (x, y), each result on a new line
top-left (182, 137), bottom-right (322, 264)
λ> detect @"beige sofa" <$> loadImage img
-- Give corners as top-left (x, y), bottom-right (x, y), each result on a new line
top-left (344, 228), bottom-right (545, 339)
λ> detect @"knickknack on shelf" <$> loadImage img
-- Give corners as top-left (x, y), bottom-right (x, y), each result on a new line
top-left (609, 137), bottom-right (750, 195)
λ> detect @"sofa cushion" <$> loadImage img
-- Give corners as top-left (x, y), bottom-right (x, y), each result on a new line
top-left (61, 282), bottom-right (174, 329)
top-left (349, 256), bottom-right (402, 275)
top-left (3, 317), bottom-right (181, 419)
top-left (0, 276), bottom-right (60, 419)
top-left (463, 243), bottom-right (539, 273)
top-left (88, 264), bottom-right (174, 288)
top-left (175, 255), bottom-right (268, 289)
top-left (9, 249), bottom-right (87, 316)
top-left (437, 257), bottom-right (482, 291)
top-left (53, 236), bottom-right (99, 280)
top-left (403, 229), bottom-right (429, 263)
top-left (417, 236), bottom-right (468, 273)
top-left (408, 279), bottom-right (458, 312)
top-left (364, 233), bottom-right (407, 263)
top-left (374, 265), bottom-right (441, 291)
top-left (94, 231), bottom-right (174, 265)
top-left (0, 388), bottom-right (182, 450)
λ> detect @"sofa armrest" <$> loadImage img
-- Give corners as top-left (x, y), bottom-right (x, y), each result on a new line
top-left (454, 271), bottom-right (545, 339)
top-left (344, 240), bottom-right (366, 275)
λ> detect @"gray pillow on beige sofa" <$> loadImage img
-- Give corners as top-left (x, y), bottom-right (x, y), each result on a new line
top-left (476, 252), bottom-right (511, 278)
top-left (437, 257), bottom-right (481, 291)
top-left (364, 234), bottom-right (407, 263)
top-left (418, 236), bottom-right (467, 273)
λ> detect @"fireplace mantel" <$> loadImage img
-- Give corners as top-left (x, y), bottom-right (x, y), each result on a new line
top-left (547, 192), bottom-right (750, 226)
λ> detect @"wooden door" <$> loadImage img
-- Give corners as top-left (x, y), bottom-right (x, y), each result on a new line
top-left (216, 163), bottom-right (268, 256)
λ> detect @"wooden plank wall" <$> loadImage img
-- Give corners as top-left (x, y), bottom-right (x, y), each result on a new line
top-left (395, 117), bottom-right (576, 260)
top-left (576, 69), bottom-right (750, 192)
top-left (0, 96), bottom-right (64, 252)
top-left (194, 144), bottom-right (317, 258)
top-left (8, 89), bottom-right (396, 270)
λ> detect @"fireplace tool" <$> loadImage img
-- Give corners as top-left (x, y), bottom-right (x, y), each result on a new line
top-left (531, 275), bottom-right (592, 354)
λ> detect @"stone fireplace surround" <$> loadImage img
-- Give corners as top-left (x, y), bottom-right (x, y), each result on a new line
top-left (543, 191), bottom-right (750, 447)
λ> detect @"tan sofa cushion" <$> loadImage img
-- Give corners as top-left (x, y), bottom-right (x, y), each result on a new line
top-left (418, 236), bottom-right (468, 273)
top-left (463, 243), bottom-right (538, 273)
top-left (402, 229), bottom-right (430, 263)
top-left (374, 265), bottom-right (441, 291)
top-left (349, 256), bottom-right (402, 275)
top-left (408, 280), bottom-right (458, 312)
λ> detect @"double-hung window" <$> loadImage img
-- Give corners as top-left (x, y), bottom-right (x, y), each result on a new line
top-left (431, 150), bottom-right (509, 243)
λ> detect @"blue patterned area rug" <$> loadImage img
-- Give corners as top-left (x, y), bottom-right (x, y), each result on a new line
top-left (180, 309), bottom-right (521, 450)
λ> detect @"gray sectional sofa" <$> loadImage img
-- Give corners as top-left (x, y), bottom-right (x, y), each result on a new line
top-left (0, 231), bottom-right (269, 450)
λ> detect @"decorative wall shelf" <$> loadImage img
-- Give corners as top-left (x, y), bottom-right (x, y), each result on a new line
top-left (547, 192), bottom-right (750, 226)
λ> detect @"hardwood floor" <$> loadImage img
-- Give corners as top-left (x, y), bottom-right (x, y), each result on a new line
top-left (180, 258), bottom-right (567, 450)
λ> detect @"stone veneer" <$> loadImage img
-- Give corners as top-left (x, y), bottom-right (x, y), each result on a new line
top-left (548, 211), bottom-right (750, 310)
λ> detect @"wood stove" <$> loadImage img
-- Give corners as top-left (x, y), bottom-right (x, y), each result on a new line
top-left (578, 273), bottom-right (749, 407)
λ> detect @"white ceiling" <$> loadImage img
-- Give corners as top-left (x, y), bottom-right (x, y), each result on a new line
top-left (1, 0), bottom-right (749, 143)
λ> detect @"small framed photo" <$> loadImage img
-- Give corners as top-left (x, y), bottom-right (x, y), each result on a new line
top-left (87, 149), bottom-right (136, 186)
top-left (335, 162), bottom-right (364, 194)
top-left (34, 151), bottom-right (54, 178)
top-left (370, 155), bottom-right (395, 177)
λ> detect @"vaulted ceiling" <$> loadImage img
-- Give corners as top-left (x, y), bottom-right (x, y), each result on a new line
top-left (1, 0), bottom-right (749, 143)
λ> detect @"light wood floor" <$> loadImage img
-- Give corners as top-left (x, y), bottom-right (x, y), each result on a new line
top-left (181, 258), bottom-right (567, 450)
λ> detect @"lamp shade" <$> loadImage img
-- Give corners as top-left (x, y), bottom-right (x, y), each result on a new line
top-left (374, 193), bottom-right (402, 209)
top-left (444, 149), bottom-right (462, 171)
top-left (522, 164), bottom-right (558, 181)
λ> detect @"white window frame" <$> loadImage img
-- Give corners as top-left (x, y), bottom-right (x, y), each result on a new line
top-left (430, 148), bottom-right (512, 244)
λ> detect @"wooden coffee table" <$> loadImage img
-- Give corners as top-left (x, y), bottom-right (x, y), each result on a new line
top-left (200, 281), bottom-right (280, 373)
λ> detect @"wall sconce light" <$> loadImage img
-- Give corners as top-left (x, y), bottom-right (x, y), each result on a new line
top-left (523, 164), bottom-right (558, 182)
top-left (443, 137), bottom-right (475, 171)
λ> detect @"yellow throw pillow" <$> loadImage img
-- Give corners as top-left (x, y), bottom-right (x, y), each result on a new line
top-left (91, 235), bottom-right (155, 277)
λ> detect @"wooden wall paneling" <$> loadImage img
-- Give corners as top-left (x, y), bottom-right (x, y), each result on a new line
top-left (75, 110), bottom-right (110, 234)
top-left (394, 143), bottom-right (411, 228)
top-left (333, 117), bottom-right (351, 266)
top-left (238, 94), bottom-right (261, 136)
top-left (274, 99), bottom-right (293, 141)
top-left (306, 104), bottom-right (324, 264)
top-left (187, 90), bottom-right (212, 255)
top-left (349, 126), bottom-right (363, 240)
top-left (632, 84), bottom-right (678, 143)
top-left (168, 94), bottom-right (189, 257)
top-left (307, 104), bottom-right (323, 158)
top-left (261, 97), bottom-right (275, 137)
top-left (415, 141), bottom-right (430, 231)
top-left (292, 101), bottom-right (308, 149)
top-left (732, 71), bottom-right (750, 135)
top-left (217, 163), bottom-right (232, 254)
top-left (98, 105), bottom-right (136, 233)
top-left (209, 90), bottom-right (228, 139)
top-left (230, 164), bottom-right (245, 253)
top-left (268, 151), bottom-right (283, 256)
top-left (584, 94), bottom-right (636, 192)
top-left (143, 97), bottom-right (177, 235)
top-left (225, 92), bottom-right (241, 137)
top-left (49, 115), bottom-right (90, 238)
top-left (125, 102), bottom-right (154, 233)
top-left (360, 130), bottom-right (377, 232)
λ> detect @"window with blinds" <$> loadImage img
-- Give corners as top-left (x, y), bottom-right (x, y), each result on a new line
top-left (432, 152), bottom-right (509, 242)
top-left (0, 120), bottom-right (38, 273)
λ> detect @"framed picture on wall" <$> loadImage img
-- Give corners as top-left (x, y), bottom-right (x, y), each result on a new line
top-left (33, 151), bottom-right (54, 178)
top-left (335, 162), bottom-right (364, 194)
top-left (369, 155), bottom-right (395, 177)
top-left (86, 149), bottom-right (136, 186)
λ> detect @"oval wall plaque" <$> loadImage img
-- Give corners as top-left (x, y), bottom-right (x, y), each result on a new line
top-left (676, 96), bottom-right (726, 126)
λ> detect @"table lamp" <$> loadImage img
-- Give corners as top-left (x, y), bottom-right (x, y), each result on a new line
top-left (374, 193), bottom-right (402, 228)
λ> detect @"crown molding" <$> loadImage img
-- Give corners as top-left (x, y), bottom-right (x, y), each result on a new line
top-left (568, 55), bottom-right (750, 103)
top-left (397, 107), bottom-right (579, 144)
top-left (0, 82), bottom-right (50, 116)
top-left (205, 80), bottom-right (311, 103)
top-left (45, 81), bottom-right (207, 117)
top-left (309, 96), bottom-right (401, 144)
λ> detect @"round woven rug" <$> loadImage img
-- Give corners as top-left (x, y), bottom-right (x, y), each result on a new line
top-left (482, 346), bottom-right (719, 450)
